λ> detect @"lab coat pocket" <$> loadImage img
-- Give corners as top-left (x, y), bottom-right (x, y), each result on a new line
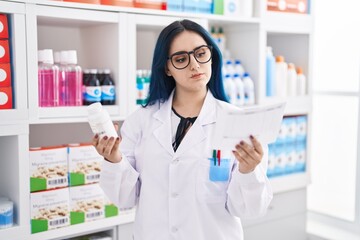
top-left (196, 158), bottom-right (231, 203)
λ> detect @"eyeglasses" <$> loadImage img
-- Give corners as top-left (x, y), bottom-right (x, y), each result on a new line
top-left (168, 45), bottom-right (213, 70)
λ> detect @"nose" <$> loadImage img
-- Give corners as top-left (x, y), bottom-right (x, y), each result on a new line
top-left (189, 54), bottom-right (200, 70)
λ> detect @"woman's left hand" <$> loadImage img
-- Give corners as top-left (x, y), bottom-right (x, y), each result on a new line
top-left (232, 135), bottom-right (264, 174)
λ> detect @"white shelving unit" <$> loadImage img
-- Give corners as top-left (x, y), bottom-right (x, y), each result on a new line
top-left (0, 0), bottom-right (313, 239)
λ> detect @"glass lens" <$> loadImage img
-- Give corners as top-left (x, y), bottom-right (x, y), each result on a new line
top-left (171, 53), bottom-right (190, 69)
top-left (194, 46), bottom-right (211, 63)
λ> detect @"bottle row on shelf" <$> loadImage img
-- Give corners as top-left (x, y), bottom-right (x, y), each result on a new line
top-left (38, 49), bottom-right (116, 108)
top-left (266, 46), bottom-right (307, 98)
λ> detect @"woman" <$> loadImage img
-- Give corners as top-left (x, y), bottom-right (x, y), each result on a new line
top-left (93, 19), bottom-right (272, 240)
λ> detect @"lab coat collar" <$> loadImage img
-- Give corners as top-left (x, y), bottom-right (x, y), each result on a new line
top-left (152, 89), bottom-right (217, 157)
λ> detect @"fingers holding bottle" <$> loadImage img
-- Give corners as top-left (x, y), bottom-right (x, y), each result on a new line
top-left (92, 134), bottom-right (122, 163)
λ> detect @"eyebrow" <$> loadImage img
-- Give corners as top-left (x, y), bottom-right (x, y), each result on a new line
top-left (169, 45), bottom-right (207, 56)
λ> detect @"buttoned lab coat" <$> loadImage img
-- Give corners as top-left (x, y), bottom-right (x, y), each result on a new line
top-left (100, 90), bottom-right (273, 240)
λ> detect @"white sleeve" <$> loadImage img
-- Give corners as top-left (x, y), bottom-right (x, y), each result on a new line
top-left (100, 117), bottom-right (141, 209)
top-left (226, 144), bottom-right (273, 219)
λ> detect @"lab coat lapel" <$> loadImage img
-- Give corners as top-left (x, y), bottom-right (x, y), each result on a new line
top-left (152, 92), bottom-right (175, 156)
top-left (174, 90), bottom-right (217, 158)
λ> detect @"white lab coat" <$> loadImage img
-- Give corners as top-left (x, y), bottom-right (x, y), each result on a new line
top-left (100, 90), bottom-right (273, 240)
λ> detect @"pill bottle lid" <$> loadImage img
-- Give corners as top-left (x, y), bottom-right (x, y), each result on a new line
top-left (288, 63), bottom-right (295, 69)
top-left (276, 55), bottom-right (285, 62)
top-left (296, 67), bottom-right (303, 74)
top-left (87, 102), bottom-right (103, 115)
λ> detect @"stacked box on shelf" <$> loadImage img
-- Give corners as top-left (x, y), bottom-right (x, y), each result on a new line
top-left (70, 183), bottom-right (118, 225)
top-left (68, 143), bottom-right (103, 187)
top-left (67, 144), bottom-right (118, 224)
top-left (29, 144), bottom-right (119, 233)
top-left (183, 0), bottom-right (213, 13)
top-left (0, 14), bottom-right (13, 109)
top-left (167, 0), bottom-right (212, 13)
top-left (30, 146), bottom-right (69, 192)
top-left (31, 188), bottom-right (70, 233)
top-left (267, 0), bottom-right (309, 14)
top-left (267, 115), bottom-right (307, 178)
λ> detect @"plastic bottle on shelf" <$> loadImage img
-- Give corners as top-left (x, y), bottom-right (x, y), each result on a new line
top-left (242, 72), bottom-right (255, 105)
top-left (82, 69), bottom-right (90, 105)
top-left (87, 102), bottom-right (117, 138)
top-left (296, 67), bottom-right (307, 95)
top-left (84, 69), bottom-right (101, 105)
top-left (266, 46), bottom-right (276, 97)
top-left (275, 55), bottom-right (288, 98)
top-left (0, 199), bottom-right (13, 229)
top-left (287, 63), bottom-right (297, 96)
top-left (101, 69), bottom-right (116, 105)
top-left (223, 74), bottom-right (237, 104)
top-left (38, 49), bottom-right (59, 107)
top-left (234, 59), bottom-right (245, 77)
top-left (136, 69), bottom-right (150, 105)
top-left (64, 50), bottom-right (82, 106)
top-left (233, 73), bottom-right (245, 106)
top-left (225, 60), bottom-right (235, 77)
top-left (217, 27), bottom-right (226, 54)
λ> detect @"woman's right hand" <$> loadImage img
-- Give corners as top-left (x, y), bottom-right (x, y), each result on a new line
top-left (92, 124), bottom-right (122, 163)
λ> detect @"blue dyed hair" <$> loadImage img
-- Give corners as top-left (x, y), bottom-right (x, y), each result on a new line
top-left (144, 19), bottom-right (227, 107)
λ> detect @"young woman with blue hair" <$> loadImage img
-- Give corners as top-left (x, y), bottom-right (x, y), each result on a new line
top-left (92, 19), bottom-right (272, 240)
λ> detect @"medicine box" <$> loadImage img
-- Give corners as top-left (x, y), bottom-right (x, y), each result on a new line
top-left (0, 40), bottom-right (10, 64)
top-left (68, 143), bottom-right (103, 186)
top-left (267, 0), bottom-right (308, 14)
top-left (69, 184), bottom-right (118, 225)
top-left (167, 0), bottom-right (183, 12)
top-left (101, 0), bottom-right (134, 7)
top-left (0, 87), bottom-right (12, 109)
top-left (0, 63), bottom-right (11, 87)
top-left (0, 15), bottom-right (9, 39)
top-left (29, 146), bottom-right (68, 192)
top-left (30, 188), bottom-right (70, 233)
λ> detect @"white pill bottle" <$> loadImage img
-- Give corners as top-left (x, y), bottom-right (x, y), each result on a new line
top-left (87, 102), bottom-right (118, 138)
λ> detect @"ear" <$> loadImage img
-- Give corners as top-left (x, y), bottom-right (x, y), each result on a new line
top-left (165, 69), bottom-right (172, 76)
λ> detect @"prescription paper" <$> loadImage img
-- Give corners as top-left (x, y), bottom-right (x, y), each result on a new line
top-left (213, 102), bottom-right (286, 150)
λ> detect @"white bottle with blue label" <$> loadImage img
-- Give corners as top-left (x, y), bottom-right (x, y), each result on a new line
top-left (242, 72), bottom-right (255, 105)
top-left (223, 74), bottom-right (237, 104)
top-left (233, 74), bottom-right (244, 106)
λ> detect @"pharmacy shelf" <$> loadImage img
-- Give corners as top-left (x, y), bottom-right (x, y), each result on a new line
top-left (29, 211), bottom-right (135, 240)
top-left (270, 171), bottom-right (311, 194)
top-left (29, 105), bottom-right (123, 124)
top-left (28, 0), bottom-right (260, 24)
top-left (0, 1), bottom-right (313, 240)
top-left (0, 225), bottom-right (28, 240)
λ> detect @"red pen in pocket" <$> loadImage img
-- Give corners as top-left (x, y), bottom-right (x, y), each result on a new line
top-left (217, 150), bottom-right (221, 166)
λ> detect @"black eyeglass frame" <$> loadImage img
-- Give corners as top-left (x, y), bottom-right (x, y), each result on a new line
top-left (167, 45), bottom-right (213, 70)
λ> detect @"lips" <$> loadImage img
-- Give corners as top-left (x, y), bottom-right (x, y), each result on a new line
top-left (191, 73), bottom-right (203, 79)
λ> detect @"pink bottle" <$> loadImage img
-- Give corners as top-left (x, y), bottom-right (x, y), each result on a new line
top-left (59, 50), bottom-right (83, 106)
top-left (38, 49), bottom-right (59, 107)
